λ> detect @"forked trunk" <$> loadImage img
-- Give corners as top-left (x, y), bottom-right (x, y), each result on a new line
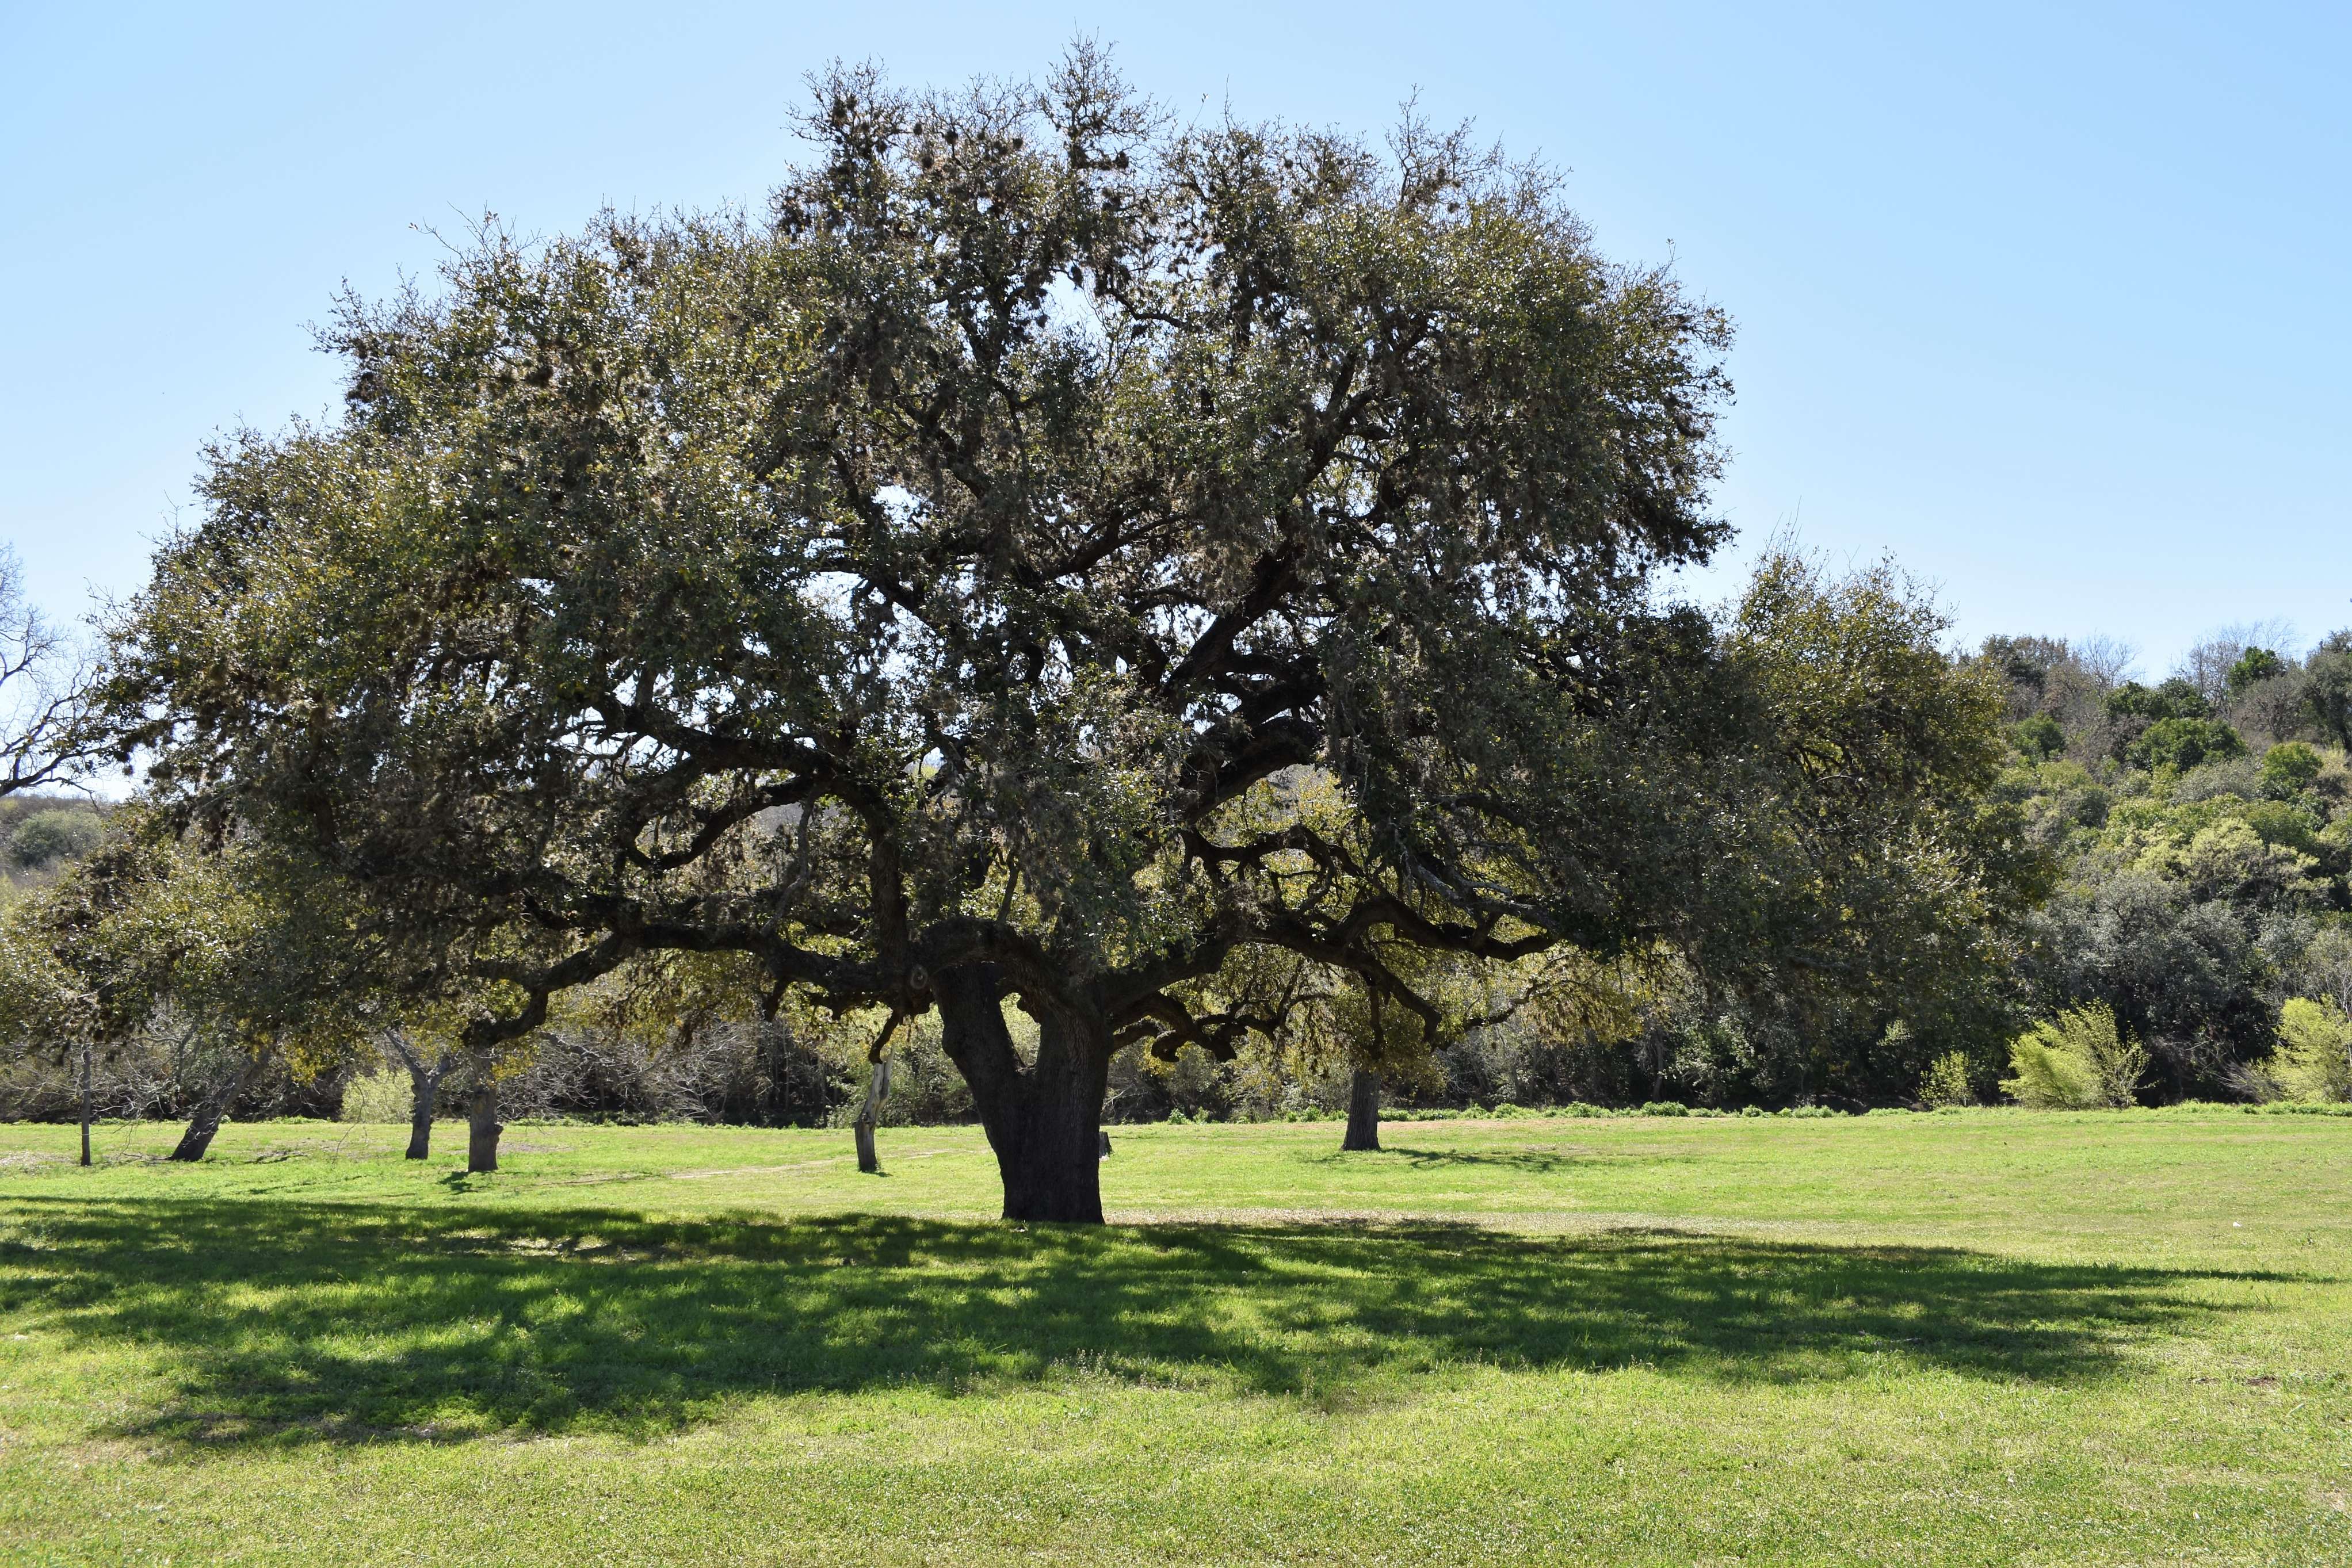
top-left (170, 1053), bottom-right (260, 1162)
top-left (384, 1033), bottom-right (446, 1160)
top-left (934, 965), bottom-right (1110, 1224)
top-left (405, 1067), bottom-right (440, 1160)
top-left (1342, 1068), bottom-right (1383, 1152)
top-left (465, 1053), bottom-right (502, 1173)
top-left (853, 1057), bottom-right (892, 1174)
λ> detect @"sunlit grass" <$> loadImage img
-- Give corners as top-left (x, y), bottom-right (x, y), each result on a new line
top-left (2, 1110), bottom-right (2349, 1564)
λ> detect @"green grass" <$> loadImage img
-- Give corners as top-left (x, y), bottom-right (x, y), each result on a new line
top-left (2, 1112), bottom-right (2349, 1565)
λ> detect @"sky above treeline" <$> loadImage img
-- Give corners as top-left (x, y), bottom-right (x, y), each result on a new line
top-left (5, 2), bottom-right (2346, 678)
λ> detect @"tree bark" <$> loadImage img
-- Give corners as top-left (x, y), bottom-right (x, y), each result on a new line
top-left (1342, 1068), bottom-right (1383, 1152)
top-left (383, 1032), bottom-right (446, 1160)
top-left (170, 1053), bottom-right (261, 1162)
top-left (168, 1099), bottom-right (229, 1162)
top-left (853, 1057), bottom-right (891, 1173)
top-left (78, 1039), bottom-right (92, 1168)
top-left (464, 1051), bottom-right (502, 1173)
top-left (934, 965), bottom-right (1110, 1223)
top-left (404, 1065), bottom-right (442, 1160)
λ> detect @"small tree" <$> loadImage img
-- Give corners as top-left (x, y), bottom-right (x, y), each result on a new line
top-left (2012, 713), bottom-right (2065, 762)
top-left (0, 831), bottom-right (181, 1163)
top-left (2128, 716), bottom-right (2245, 772)
top-left (6, 809), bottom-right (102, 871)
top-left (2225, 647), bottom-right (2285, 696)
top-left (2268, 997), bottom-right (2352, 1103)
top-left (0, 817), bottom-right (403, 1162)
top-left (2259, 742), bottom-right (2323, 800)
top-left (2002, 1004), bottom-right (2146, 1108)
top-left (2303, 635), bottom-right (2352, 749)
top-left (1919, 1050), bottom-right (1977, 1108)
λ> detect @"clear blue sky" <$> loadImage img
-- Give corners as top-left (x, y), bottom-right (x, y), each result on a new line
top-left (5, 2), bottom-right (2346, 675)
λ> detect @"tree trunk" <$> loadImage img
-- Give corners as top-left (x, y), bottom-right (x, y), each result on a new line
top-left (78, 1039), bottom-right (92, 1168)
top-left (464, 1052), bottom-right (502, 1173)
top-left (171, 1054), bottom-right (261, 1162)
top-left (169, 1098), bottom-right (230, 1162)
top-left (405, 1065), bottom-right (441, 1160)
top-left (854, 1057), bottom-right (891, 1173)
top-left (934, 965), bottom-right (1110, 1223)
top-left (1342, 1068), bottom-right (1383, 1152)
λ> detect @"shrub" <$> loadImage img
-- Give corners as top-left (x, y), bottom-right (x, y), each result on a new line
top-left (5, 809), bottom-right (101, 870)
top-left (1636, 1100), bottom-right (1690, 1117)
top-left (2012, 713), bottom-right (2065, 761)
top-left (2269, 997), bottom-right (2352, 1103)
top-left (341, 1068), bottom-right (414, 1125)
top-left (1919, 1050), bottom-right (1977, 1108)
top-left (2260, 741), bottom-right (2324, 800)
top-left (2001, 1003), bottom-right (2147, 1108)
top-left (2128, 717), bottom-right (2245, 772)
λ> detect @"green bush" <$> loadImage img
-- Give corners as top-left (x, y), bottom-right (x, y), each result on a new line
top-left (1637, 1100), bottom-right (1690, 1117)
top-left (2011, 713), bottom-right (2065, 761)
top-left (1919, 1050), bottom-right (1977, 1108)
top-left (2106, 676), bottom-right (2209, 722)
top-left (2260, 741), bottom-right (2323, 800)
top-left (2001, 1004), bottom-right (2147, 1108)
top-left (5, 809), bottom-right (101, 870)
top-left (340, 1068), bottom-right (415, 1125)
top-left (2228, 645), bottom-right (2286, 694)
top-left (2268, 997), bottom-right (2352, 1103)
top-left (2128, 717), bottom-right (2244, 773)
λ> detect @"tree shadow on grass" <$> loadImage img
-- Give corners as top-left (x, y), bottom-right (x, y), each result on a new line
top-left (1350, 1144), bottom-right (1599, 1175)
top-left (0, 1196), bottom-right (2269, 1445)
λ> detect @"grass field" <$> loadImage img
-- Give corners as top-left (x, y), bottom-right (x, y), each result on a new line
top-left (1, 1110), bottom-right (2348, 1565)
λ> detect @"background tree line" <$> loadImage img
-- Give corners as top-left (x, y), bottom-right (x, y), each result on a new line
top-left (1974, 626), bottom-right (2352, 1102)
top-left (13, 610), bottom-right (2339, 1137)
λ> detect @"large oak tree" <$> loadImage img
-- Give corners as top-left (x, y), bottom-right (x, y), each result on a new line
top-left (105, 50), bottom-right (2034, 1216)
